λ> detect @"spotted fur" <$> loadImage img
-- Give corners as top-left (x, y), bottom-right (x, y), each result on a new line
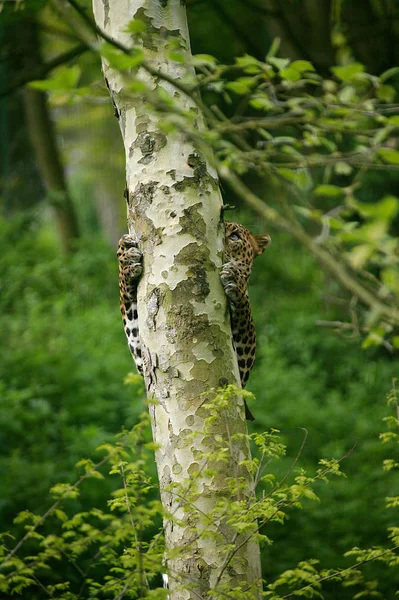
top-left (117, 221), bottom-right (270, 419)
top-left (117, 234), bottom-right (143, 375)
top-left (222, 222), bottom-right (270, 419)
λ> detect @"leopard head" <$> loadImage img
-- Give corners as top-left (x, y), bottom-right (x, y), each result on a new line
top-left (224, 222), bottom-right (271, 280)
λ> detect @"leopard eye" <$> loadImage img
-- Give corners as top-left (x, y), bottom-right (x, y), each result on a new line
top-left (228, 232), bottom-right (241, 241)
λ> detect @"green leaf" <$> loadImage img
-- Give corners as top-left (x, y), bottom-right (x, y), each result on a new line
top-left (338, 85), bottom-right (357, 103)
top-left (392, 336), bottom-right (399, 349)
top-left (225, 80), bottom-right (251, 95)
top-left (377, 148), bottom-right (399, 164)
top-left (314, 185), bottom-right (343, 197)
top-left (29, 65), bottom-right (81, 92)
top-left (362, 328), bottom-right (386, 349)
top-left (192, 54), bottom-right (218, 67)
top-left (354, 195), bottom-right (398, 221)
top-left (377, 84), bottom-right (396, 103)
top-left (280, 67), bottom-right (301, 82)
top-left (334, 161), bottom-right (353, 175)
top-left (101, 44), bottom-right (143, 71)
top-left (331, 63), bottom-right (365, 82)
top-left (290, 60), bottom-right (315, 73)
top-left (268, 57), bottom-right (290, 71)
top-left (266, 37), bottom-right (281, 59)
top-left (381, 267), bottom-right (399, 295)
top-left (249, 95), bottom-right (272, 110)
top-left (388, 116), bottom-right (399, 127)
top-left (128, 80), bottom-right (149, 93)
top-left (278, 168), bottom-right (312, 190)
top-left (125, 18), bottom-right (146, 34)
top-left (236, 54), bottom-right (261, 73)
top-left (348, 244), bottom-right (373, 269)
top-left (168, 50), bottom-right (185, 63)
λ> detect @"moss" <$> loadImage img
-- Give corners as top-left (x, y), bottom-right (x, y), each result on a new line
top-left (173, 171), bottom-right (218, 193)
top-left (190, 360), bottom-right (213, 382)
top-left (174, 244), bottom-right (211, 300)
top-left (132, 7), bottom-right (159, 50)
top-left (187, 152), bottom-right (207, 180)
top-left (174, 242), bottom-right (202, 266)
top-left (178, 203), bottom-right (206, 240)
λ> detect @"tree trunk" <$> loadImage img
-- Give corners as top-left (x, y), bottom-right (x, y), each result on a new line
top-left (92, 1), bottom-right (262, 598)
top-left (24, 87), bottom-right (80, 254)
top-left (22, 18), bottom-right (79, 254)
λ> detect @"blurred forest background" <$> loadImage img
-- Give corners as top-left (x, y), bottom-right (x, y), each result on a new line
top-left (1, 0), bottom-right (399, 598)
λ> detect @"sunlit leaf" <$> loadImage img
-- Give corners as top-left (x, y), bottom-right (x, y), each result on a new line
top-left (225, 80), bottom-right (251, 95)
top-left (338, 85), bottom-right (357, 103)
top-left (377, 148), bottom-right (399, 165)
top-left (266, 37), bottom-right (281, 59)
top-left (192, 54), bottom-right (218, 67)
top-left (168, 50), bottom-right (185, 63)
top-left (381, 268), bottom-right (399, 295)
top-left (331, 63), bottom-right (365, 82)
top-left (249, 95), bottom-right (273, 110)
top-left (392, 336), bottom-right (399, 349)
top-left (354, 196), bottom-right (399, 221)
top-left (377, 85), bottom-right (396, 103)
top-left (29, 65), bottom-right (81, 91)
top-left (348, 244), bottom-right (374, 269)
top-left (290, 60), bottom-right (315, 73)
top-left (268, 57), bottom-right (290, 71)
top-left (362, 328), bottom-right (386, 349)
top-left (278, 168), bottom-right (312, 190)
top-left (125, 18), bottom-right (146, 33)
top-left (236, 54), bottom-right (261, 73)
top-left (334, 161), bottom-right (353, 175)
top-left (314, 185), bottom-right (343, 197)
top-left (101, 43), bottom-right (143, 71)
top-left (280, 67), bottom-right (301, 82)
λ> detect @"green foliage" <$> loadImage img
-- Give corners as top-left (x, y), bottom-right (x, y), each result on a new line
top-left (0, 216), bottom-right (146, 523)
top-left (0, 418), bottom-right (165, 599)
top-left (2, 2), bottom-right (399, 598)
top-left (0, 385), bottom-right (398, 599)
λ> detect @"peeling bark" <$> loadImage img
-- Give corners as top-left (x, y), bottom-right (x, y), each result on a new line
top-left (92, 1), bottom-right (262, 597)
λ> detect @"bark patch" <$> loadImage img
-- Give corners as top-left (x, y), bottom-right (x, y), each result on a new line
top-left (178, 203), bottom-right (206, 240)
top-left (131, 131), bottom-right (167, 163)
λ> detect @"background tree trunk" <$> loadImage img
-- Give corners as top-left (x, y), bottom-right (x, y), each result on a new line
top-left (21, 17), bottom-right (80, 254)
top-left (92, 1), bottom-right (262, 597)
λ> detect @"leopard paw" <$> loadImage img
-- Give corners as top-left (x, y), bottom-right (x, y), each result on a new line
top-left (220, 262), bottom-right (244, 306)
top-left (118, 235), bottom-right (143, 280)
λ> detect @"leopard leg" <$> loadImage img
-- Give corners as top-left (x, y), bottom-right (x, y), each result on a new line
top-left (117, 235), bottom-right (143, 375)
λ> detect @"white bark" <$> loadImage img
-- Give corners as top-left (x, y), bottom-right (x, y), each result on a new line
top-left (92, 1), bottom-right (262, 597)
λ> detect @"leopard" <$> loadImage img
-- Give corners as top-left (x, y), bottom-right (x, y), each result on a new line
top-left (117, 221), bottom-right (270, 420)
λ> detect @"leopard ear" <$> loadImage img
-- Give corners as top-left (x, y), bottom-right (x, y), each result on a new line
top-left (254, 234), bottom-right (271, 255)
